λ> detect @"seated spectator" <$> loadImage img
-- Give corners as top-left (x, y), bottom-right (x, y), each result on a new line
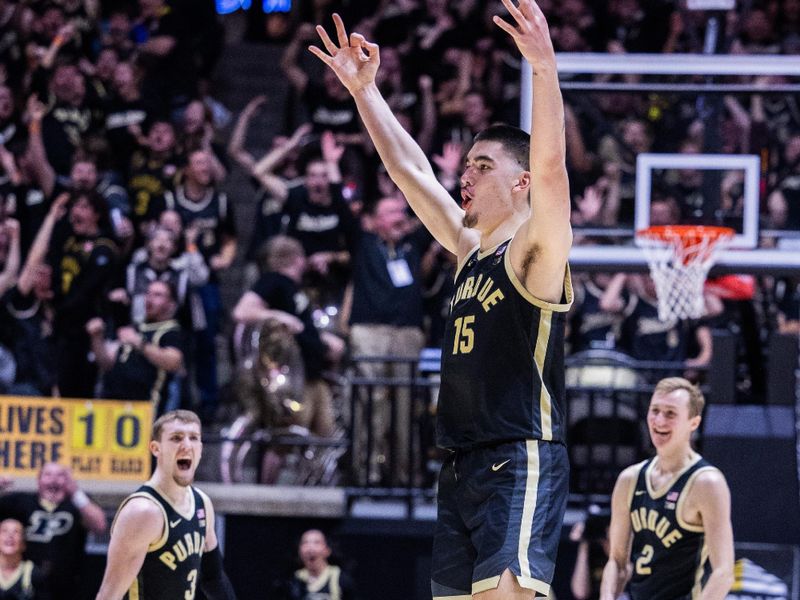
top-left (0, 464), bottom-right (106, 600)
top-left (0, 518), bottom-right (49, 600)
top-left (86, 280), bottom-right (184, 416)
top-left (272, 529), bottom-right (356, 600)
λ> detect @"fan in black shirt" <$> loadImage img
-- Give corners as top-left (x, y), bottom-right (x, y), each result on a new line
top-left (233, 235), bottom-right (344, 437)
top-left (0, 464), bottom-right (106, 600)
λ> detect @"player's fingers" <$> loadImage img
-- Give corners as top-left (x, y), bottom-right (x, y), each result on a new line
top-left (499, 0), bottom-right (525, 27)
top-left (350, 33), bottom-right (367, 58)
top-left (492, 15), bottom-right (518, 38)
top-left (308, 44), bottom-right (334, 66)
top-left (315, 24), bottom-right (338, 55)
top-left (529, 0), bottom-right (550, 24)
top-left (518, 0), bottom-right (538, 22)
top-left (332, 13), bottom-right (349, 48)
top-left (362, 38), bottom-right (380, 60)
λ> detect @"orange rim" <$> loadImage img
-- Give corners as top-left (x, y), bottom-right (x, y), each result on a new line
top-left (636, 225), bottom-right (735, 247)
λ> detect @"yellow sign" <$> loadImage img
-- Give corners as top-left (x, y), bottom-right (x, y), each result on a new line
top-left (0, 396), bottom-right (152, 481)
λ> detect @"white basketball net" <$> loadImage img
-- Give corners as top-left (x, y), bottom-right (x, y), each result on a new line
top-left (636, 227), bottom-right (733, 322)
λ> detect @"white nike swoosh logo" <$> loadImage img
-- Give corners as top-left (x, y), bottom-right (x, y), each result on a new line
top-left (491, 459), bottom-right (511, 472)
top-left (635, 490), bottom-right (646, 496)
top-left (169, 518), bottom-right (181, 527)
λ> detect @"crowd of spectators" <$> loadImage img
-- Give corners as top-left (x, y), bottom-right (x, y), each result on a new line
top-left (0, 0), bottom-right (798, 467)
top-left (0, 0), bottom-right (797, 597)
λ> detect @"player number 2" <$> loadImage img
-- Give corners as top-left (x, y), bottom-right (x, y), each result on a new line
top-left (635, 544), bottom-right (654, 575)
top-left (452, 316), bottom-right (475, 354)
top-left (185, 569), bottom-right (197, 599)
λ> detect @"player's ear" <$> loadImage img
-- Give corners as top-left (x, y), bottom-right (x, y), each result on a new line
top-left (513, 171), bottom-right (531, 192)
top-left (689, 414), bottom-right (701, 432)
top-left (149, 439), bottom-right (160, 457)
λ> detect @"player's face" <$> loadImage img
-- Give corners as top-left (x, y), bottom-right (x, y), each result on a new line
top-left (152, 421), bottom-right (203, 487)
top-left (460, 140), bottom-right (524, 230)
top-left (647, 390), bottom-right (700, 452)
top-left (0, 520), bottom-right (24, 557)
top-left (298, 530), bottom-right (330, 567)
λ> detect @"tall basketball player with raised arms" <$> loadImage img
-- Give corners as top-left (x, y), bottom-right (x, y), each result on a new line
top-left (310, 1), bottom-right (572, 597)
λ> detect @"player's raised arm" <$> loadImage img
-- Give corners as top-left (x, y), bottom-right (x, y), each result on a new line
top-left (693, 471), bottom-right (735, 600)
top-left (494, 0), bottom-right (572, 303)
top-left (95, 498), bottom-right (164, 600)
top-left (308, 14), bottom-right (472, 257)
top-left (600, 466), bottom-right (637, 600)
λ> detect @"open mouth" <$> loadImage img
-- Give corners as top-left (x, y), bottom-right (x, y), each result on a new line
top-left (177, 458), bottom-right (192, 471)
top-left (461, 192), bottom-right (473, 211)
top-left (652, 429), bottom-right (671, 441)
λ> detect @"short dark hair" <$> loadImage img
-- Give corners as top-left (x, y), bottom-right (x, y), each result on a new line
top-left (71, 191), bottom-right (111, 229)
top-left (473, 124), bottom-right (530, 170)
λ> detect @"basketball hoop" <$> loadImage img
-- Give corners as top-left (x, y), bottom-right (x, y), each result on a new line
top-left (635, 225), bottom-right (735, 321)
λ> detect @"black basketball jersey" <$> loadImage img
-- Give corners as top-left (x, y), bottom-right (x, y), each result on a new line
top-left (628, 456), bottom-right (716, 600)
top-left (119, 485), bottom-right (207, 600)
top-left (437, 239), bottom-right (573, 449)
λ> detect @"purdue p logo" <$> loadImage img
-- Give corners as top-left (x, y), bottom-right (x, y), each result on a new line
top-left (26, 511), bottom-right (75, 542)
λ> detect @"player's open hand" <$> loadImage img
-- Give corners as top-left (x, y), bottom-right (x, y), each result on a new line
top-left (493, 0), bottom-right (556, 71)
top-left (308, 13), bottom-right (379, 95)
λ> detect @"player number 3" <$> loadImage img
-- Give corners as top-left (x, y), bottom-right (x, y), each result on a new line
top-left (185, 568), bottom-right (197, 599)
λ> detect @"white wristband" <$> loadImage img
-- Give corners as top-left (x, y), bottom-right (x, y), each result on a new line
top-left (72, 489), bottom-right (90, 509)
